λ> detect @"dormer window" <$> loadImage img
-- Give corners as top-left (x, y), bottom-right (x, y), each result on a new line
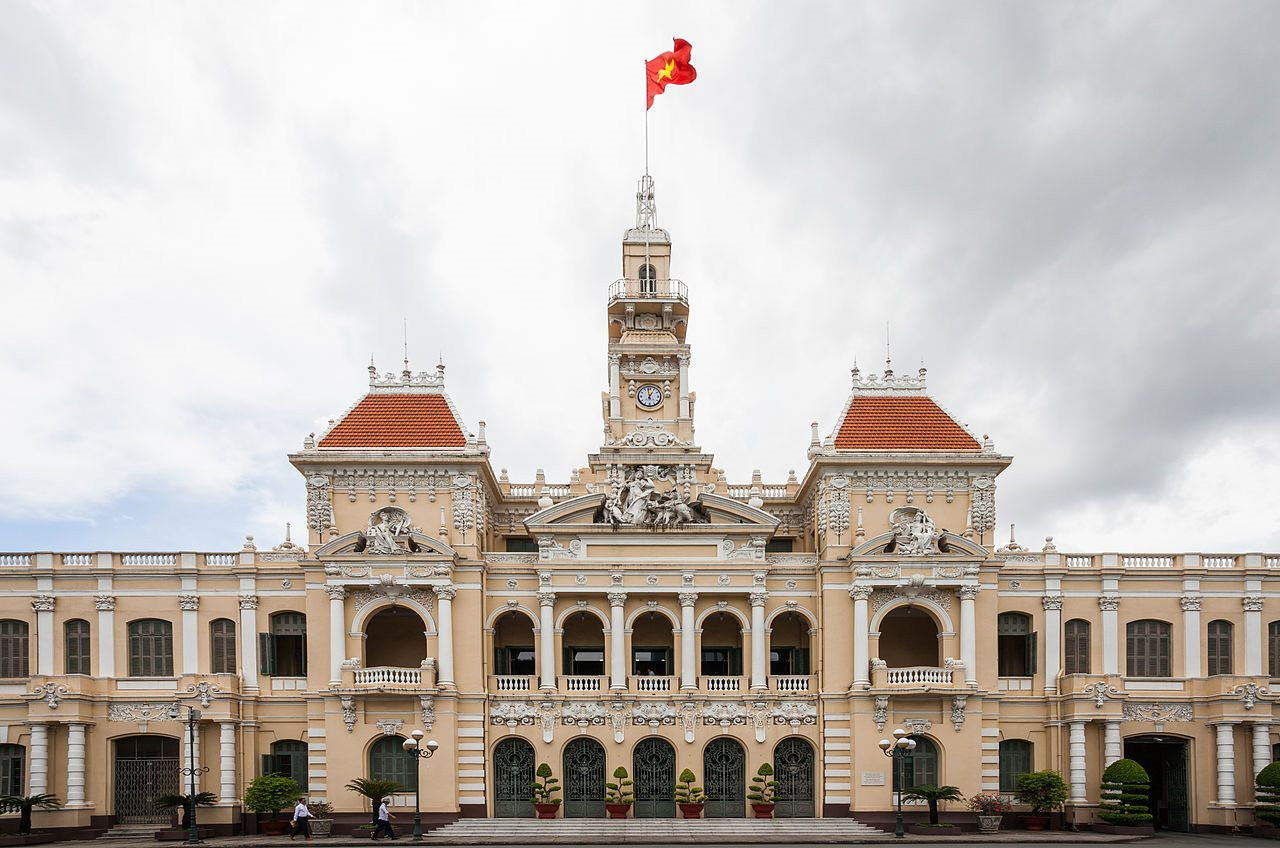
top-left (639, 263), bottom-right (656, 294)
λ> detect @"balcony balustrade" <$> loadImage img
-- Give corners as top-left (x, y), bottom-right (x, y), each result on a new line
top-left (769, 675), bottom-right (814, 693)
top-left (490, 675), bottom-right (534, 692)
top-left (609, 277), bottom-right (688, 303)
top-left (701, 675), bottom-right (744, 692)
top-left (562, 675), bottom-right (605, 692)
top-left (871, 665), bottom-right (957, 689)
top-left (631, 675), bottom-right (674, 693)
top-left (353, 666), bottom-right (425, 687)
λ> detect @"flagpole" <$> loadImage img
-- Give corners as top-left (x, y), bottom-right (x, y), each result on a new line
top-left (643, 56), bottom-right (651, 281)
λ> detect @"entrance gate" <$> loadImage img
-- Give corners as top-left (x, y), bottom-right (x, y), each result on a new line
top-left (493, 738), bottom-right (535, 818)
top-left (703, 738), bottom-right (745, 818)
top-left (633, 738), bottom-right (676, 818)
top-left (114, 736), bottom-right (179, 825)
top-left (773, 737), bottom-right (815, 818)
top-left (1125, 736), bottom-right (1190, 832)
top-left (563, 738), bottom-right (606, 818)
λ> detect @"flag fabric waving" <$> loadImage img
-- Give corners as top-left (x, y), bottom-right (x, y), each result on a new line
top-left (646, 38), bottom-right (697, 109)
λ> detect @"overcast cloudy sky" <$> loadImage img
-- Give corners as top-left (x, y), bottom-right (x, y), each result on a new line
top-left (1, 1), bottom-right (1277, 554)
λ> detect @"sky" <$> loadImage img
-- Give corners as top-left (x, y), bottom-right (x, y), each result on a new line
top-left (1, 1), bottom-right (1277, 554)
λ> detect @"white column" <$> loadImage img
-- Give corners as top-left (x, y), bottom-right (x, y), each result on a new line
top-left (608, 353), bottom-right (621, 418)
top-left (750, 592), bottom-right (768, 690)
top-left (239, 595), bottom-right (259, 692)
top-left (1104, 719), bottom-right (1123, 767)
top-left (1182, 594), bottom-right (1202, 678)
top-left (1068, 721), bottom-right (1087, 803)
top-left (219, 721), bottom-right (238, 805)
top-left (33, 597), bottom-right (54, 675)
top-left (181, 595), bottom-right (199, 675)
top-left (1100, 595), bottom-right (1120, 675)
top-left (435, 586), bottom-right (456, 688)
top-left (850, 587), bottom-right (871, 688)
top-left (28, 723), bottom-right (49, 797)
top-left (1043, 595), bottom-right (1062, 694)
top-left (1255, 723), bottom-right (1273, 779)
top-left (678, 353), bottom-right (691, 418)
top-left (1245, 595), bottom-right (1264, 677)
top-left (66, 722), bottom-right (87, 806)
top-left (679, 593), bottom-right (697, 690)
top-left (327, 586), bottom-right (347, 686)
top-left (538, 592), bottom-right (556, 690)
top-left (96, 595), bottom-right (116, 678)
top-left (608, 592), bottom-right (627, 690)
top-left (960, 586), bottom-right (979, 686)
top-left (1216, 723), bottom-right (1237, 805)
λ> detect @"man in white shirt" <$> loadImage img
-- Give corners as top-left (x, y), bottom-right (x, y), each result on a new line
top-left (372, 797), bottom-right (396, 840)
top-left (290, 797), bottom-right (312, 840)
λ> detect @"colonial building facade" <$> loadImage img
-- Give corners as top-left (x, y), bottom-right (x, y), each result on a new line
top-left (1, 179), bottom-right (1277, 835)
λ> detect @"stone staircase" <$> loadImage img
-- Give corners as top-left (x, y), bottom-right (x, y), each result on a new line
top-left (98, 823), bottom-right (161, 840)
top-left (424, 817), bottom-right (888, 843)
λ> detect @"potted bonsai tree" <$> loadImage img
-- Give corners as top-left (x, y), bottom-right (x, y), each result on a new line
top-left (902, 784), bottom-right (964, 834)
top-left (307, 800), bottom-right (334, 838)
top-left (154, 791), bottom-right (217, 838)
top-left (1257, 762), bottom-right (1280, 835)
top-left (746, 763), bottom-right (777, 818)
top-left (244, 773), bottom-right (301, 835)
top-left (0, 792), bottom-right (60, 836)
top-left (968, 793), bottom-right (1010, 834)
top-left (1016, 770), bottom-right (1068, 830)
top-left (1096, 758), bottom-right (1154, 835)
top-left (530, 762), bottom-right (562, 819)
top-left (604, 766), bottom-right (634, 819)
top-left (673, 768), bottom-right (706, 819)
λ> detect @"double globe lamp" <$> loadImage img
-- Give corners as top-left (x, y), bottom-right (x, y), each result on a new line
top-left (401, 730), bottom-right (440, 841)
top-left (877, 728), bottom-right (917, 839)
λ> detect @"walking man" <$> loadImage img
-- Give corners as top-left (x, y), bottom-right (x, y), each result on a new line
top-left (372, 797), bottom-right (396, 840)
top-left (290, 797), bottom-right (312, 840)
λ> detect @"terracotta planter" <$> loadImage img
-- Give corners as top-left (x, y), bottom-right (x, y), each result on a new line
top-left (1022, 815), bottom-right (1049, 831)
top-left (606, 803), bottom-right (631, 819)
top-left (977, 814), bottom-right (1003, 834)
top-left (751, 803), bottom-right (776, 819)
top-left (678, 802), bottom-right (704, 819)
top-left (534, 802), bottom-right (561, 819)
top-left (259, 820), bottom-right (290, 835)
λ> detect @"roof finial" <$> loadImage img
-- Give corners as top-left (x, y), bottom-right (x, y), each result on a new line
top-left (368, 354), bottom-right (377, 385)
top-left (851, 355), bottom-right (860, 383)
top-left (884, 322), bottom-right (893, 378)
top-left (436, 351), bottom-right (445, 381)
top-left (402, 317), bottom-right (410, 379)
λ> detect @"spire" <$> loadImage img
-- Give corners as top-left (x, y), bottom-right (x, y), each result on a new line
top-left (636, 174), bottom-right (656, 231)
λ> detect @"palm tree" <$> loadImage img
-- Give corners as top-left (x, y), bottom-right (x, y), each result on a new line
top-left (0, 793), bottom-right (61, 834)
top-left (902, 784), bottom-right (963, 825)
top-left (345, 778), bottom-right (404, 829)
top-left (155, 792), bottom-right (218, 828)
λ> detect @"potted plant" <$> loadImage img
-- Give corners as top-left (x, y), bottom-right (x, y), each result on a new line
top-left (902, 784), bottom-right (964, 834)
top-left (0, 793), bottom-right (60, 835)
top-left (968, 793), bottom-right (1010, 834)
top-left (746, 763), bottom-right (777, 818)
top-left (154, 791), bottom-right (217, 838)
top-left (1257, 763), bottom-right (1280, 836)
top-left (604, 766), bottom-right (634, 819)
top-left (673, 768), bottom-right (706, 819)
top-left (1016, 770), bottom-right (1068, 830)
top-left (345, 778), bottom-right (405, 834)
top-left (1096, 758), bottom-right (1154, 835)
top-left (530, 762), bottom-right (562, 819)
top-left (307, 800), bottom-right (334, 838)
top-left (244, 773), bottom-right (300, 835)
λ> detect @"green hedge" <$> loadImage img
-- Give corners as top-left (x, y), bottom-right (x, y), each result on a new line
top-left (1097, 759), bottom-right (1152, 825)
top-left (1255, 762), bottom-right (1280, 824)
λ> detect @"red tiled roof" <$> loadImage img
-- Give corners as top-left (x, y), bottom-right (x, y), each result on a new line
top-left (318, 394), bottom-right (467, 449)
top-left (835, 396), bottom-right (981, 451)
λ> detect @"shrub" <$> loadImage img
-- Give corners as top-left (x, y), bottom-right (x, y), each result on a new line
top-left (1016, 770), bottom-right (1069, 815)
top-left (306, 800), bottom-right (333, 819)
top-left (344, 778), bottom-right (405, 828)
top-left (245, 774), bottom-right (300, 821)
top-left (605, 766), bottom-right (635, 805)
top-left (747, 763), bottom-right (777, 805)
top-left (1097, 759), bottom-right (1153, 826)
top-left (968, 794), bottom-right (1011, 815)
top-left (902, 785), bottom-right (963, 825)
top-left (530, 762), bottom-right (562, 805)
top-left (674, 768), bottom-right (705, 805)
top-left (1255, 762), bottom-right (1280, 825)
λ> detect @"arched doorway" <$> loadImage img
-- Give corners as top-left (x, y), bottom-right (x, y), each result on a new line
top-left (632, 738), bottom-right (676, 818)
top-left (773, 737), bottom-right (815, 817)
top-left (492, 738), bottom-right (535, 818)
top-left (878, 606), bottom-right (940, 667)
top-left (562, 738), bottom-right (606, 818)
top-left (703, 738), bottom-right (745, 818)
top-left (700, 611), bottom-right (744, 679)
top-left (365, 607), bottom-right (427, 668)
top-left (114, 736), bottom-right (179, 824)
top-left (1125, 735), bottom-right (1190, 831)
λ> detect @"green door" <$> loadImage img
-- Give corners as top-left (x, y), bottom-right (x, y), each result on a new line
top-left (563, 738), bottom-right (606, 818)
top-left (493, 738), bottom-right (535, 818)
top-left (633, 738), bottom-right (676, 818)
top-left (773, 737), bottom-right (815, 818)
top-left (703, 738), bottom-right (745, 818)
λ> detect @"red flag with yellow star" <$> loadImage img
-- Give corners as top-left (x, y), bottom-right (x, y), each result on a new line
top-left (646, 38), bottom-right (697, 109)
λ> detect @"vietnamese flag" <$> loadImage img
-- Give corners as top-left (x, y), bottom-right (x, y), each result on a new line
top-left (646, 38), bottom-right (697, 109)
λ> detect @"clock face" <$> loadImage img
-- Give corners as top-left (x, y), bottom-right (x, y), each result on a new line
top-left (636, 384), bottom-right (663, 409)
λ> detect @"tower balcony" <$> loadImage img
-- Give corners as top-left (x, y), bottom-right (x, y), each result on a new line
top-left (608, 278), bottom-right (687, 305)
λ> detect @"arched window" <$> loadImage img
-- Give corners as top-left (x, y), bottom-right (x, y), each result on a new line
top-left (1270, 621), bottom-right (1280, 678)
top-left (999, 740), bottom-right (1033, 792)
top-left (210, 619), bottom-right (236, 675)
top-left (127, 619), bottom-right (173, 677)
top-left (1126, 620), bottom-right (1172, 677)
top-left (997, 613), bottom-right (1036, 677)
top-left (1208, 620), bottom-right (1233, 676)
top-left (369, 735), bottom-right (416, 790)
top-left (1064, 619), bottom-right (1091, 675)
top-left (639, 263), bottom-right (656, 294)
top-left (0, 620), bottom-right (29, 679)
top-left (892, 736), bottom-right (938, 792)
top-left (65, 619), bottom-right (91, 675)
top-left (264, 740), bottom-right (308, 792)
top-left (0, 744), bottom-right (23, 795)
top-left (261, 612), bottom-right (307, 677)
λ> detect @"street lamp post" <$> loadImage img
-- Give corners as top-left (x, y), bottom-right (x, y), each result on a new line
top-left (878, 727), bottom-right (917, 839)
top-left (402, 729), bottom-right (440, 841)
top-left (178, 707), bottom-right (210, 845)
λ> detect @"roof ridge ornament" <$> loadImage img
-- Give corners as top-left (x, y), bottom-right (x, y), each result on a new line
top-left (850, 364), bottom-right (928, 395)
top-left (367, 355), bottom-right (447, 393)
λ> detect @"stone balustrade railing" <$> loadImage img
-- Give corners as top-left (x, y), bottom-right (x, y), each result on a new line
top-left (353, 666), bottom-right (426, 687)
top-left (879, 666), bottom-right (955, 687)
top-left (632, 676), bottom-right (674, 693)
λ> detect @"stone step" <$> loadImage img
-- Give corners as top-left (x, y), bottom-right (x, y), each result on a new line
top-left (425, 817), bottom-right (889, 843)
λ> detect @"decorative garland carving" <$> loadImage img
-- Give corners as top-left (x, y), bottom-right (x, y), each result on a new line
top-left (1122, 702), bottom-right (1192, 722)
top-left (306, 473), bottom-right (335, 533)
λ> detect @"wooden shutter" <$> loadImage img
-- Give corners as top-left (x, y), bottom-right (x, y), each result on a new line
top-left (259, 633), bottom-right (276, 676)
top-left (1029, 631), bottom-right (1039, 675)
top-left (1270, 622), bottom-right (1280, 678)
top-left (1208, 621), bottom-right (1232, 676)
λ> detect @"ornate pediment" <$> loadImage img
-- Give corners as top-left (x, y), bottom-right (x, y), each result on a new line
top-left (524, 491), bottom-right (779, 532)
top-left (313, 528), bottom-right (458, 559)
